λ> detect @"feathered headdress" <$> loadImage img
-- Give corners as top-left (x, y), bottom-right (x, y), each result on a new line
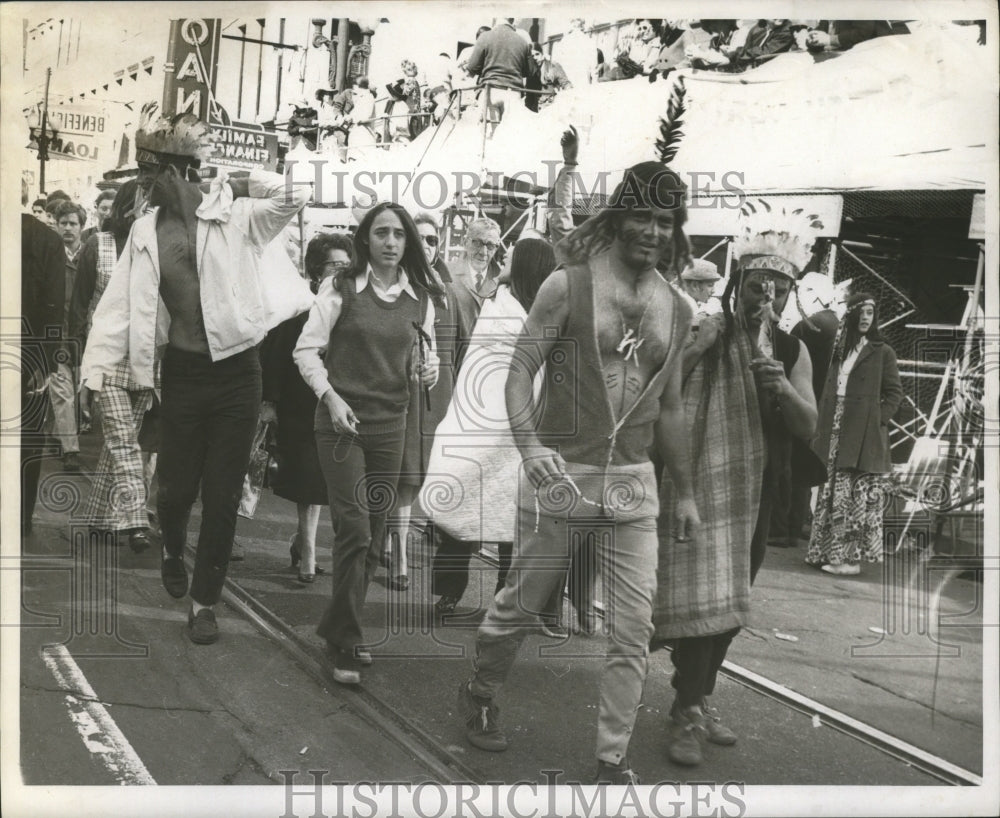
top-left (655, 76), bottom-right (686, 165)
top-left (732, 198), bottom-right (824, 279)
top-left (134, 101), bottom-right (216, 168)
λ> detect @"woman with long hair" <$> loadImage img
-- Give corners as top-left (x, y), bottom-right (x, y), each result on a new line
top-left (261, 232), bottom-right (354, 582)
top-left (294, 202), bottom-right (444, 684)
top-left (806, 292), bottom-right (903, 575)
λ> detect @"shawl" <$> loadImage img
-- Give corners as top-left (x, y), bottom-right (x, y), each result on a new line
top-left (652, 330), bottom-right (767, 640)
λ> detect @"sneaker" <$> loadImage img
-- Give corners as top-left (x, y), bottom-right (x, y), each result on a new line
top-left (821, 562), bottom-right (861, 576)
top-left (667, 704), bottom-right (706, 766)
top-left (457, 681), bottom-right (508, 752)
top-left (700, 700), bottom-right (737, 746)
top-left (332, 666), bottom-right (361, 685)
top-left (594, 758), bottom-right (640, 785)
top-left (434, 595), bottom-right (460, 616)
top-left (324, 643), bottom-right (362, 684)
top-left (187, 607), bottom-right (219, 645)
top-left (63, 452), bottom-right (82, 473)
top-left (161, 556), bottom-right (189, 598)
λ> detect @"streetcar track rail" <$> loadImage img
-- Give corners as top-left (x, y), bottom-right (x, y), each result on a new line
top-left (473, 547), bottom-right (982, 786)
top-left (217, 564), bottom-right (487, 785)
top-left (70, 465), bottom-right (980, 786)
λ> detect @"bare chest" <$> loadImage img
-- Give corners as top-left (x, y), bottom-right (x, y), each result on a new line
top-left (593, 276), bottom-right (675, 370)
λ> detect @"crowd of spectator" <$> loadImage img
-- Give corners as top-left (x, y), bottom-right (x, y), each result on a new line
top-left (277, 17), bottom-right (917, 159)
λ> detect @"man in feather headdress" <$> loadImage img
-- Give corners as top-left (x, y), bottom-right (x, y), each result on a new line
top-left (652, 201), bottom-right (819, 767)
top-left (457, 80), bottom-right (699, 785)
top-left (81, 104), bottom-right (310, 645)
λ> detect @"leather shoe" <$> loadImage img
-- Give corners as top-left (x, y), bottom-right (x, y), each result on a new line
top-left (388, 575), bottom-right (409, 592)
top-left (161, 556), bottom-right (189, 598)
top-left (434, 595), bottom-right (460, 616)
top-left (187, 607), bottom-right (219, 644)
top-left (540, 620), bottom-right (569, 639)
top-left (129, 529), bottom-right (151, 554)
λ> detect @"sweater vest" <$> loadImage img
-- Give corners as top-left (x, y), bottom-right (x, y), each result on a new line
top-left (326, 280), bottom-right (427, 433)
top-left (535, 261), bottom-right (691, 467)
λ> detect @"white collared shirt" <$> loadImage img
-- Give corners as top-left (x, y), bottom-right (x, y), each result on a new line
top-left (837, 338), bottom-right (868, 396)
top-left (294, 265), bottom-right (438, 400)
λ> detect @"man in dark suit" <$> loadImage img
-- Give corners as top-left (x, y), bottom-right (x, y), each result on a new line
top-left (806, 20), bottom-right (910, 51)
top-left (21, 213), bottom-right (68, 535)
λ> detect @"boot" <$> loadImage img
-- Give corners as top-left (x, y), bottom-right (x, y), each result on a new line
top-left (667, 703), bottom-right (706, 766)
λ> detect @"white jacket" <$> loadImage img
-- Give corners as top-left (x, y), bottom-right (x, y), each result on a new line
top-left (81, 170), bottom-right (310, 390)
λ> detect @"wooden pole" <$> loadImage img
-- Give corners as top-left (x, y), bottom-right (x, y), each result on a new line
top-left (237, 24), bottom-right (247, 118)
top-left (275, 19), bottom-right (286, 112)
top-left (39, 67), bottom-right (52, 194)
top-left (255, 19), bottom-right (265, 118)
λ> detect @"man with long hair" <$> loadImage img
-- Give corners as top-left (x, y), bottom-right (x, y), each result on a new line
top-left (457, 161), bottom-right (699, 784)
top-left (81, 104), bottom-right (310, 645)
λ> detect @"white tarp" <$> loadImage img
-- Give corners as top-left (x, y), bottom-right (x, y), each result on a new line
top-left (299, 23), bottom-right (990, 204)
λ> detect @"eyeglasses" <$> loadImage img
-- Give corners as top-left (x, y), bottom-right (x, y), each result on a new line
top-left (470, 238), bottom-right (499, 253)
top-left (636, 24), bottom-right (651, 32)
top-left (322, 261), bottom-right (352, 270)
top-left (420, 234), bottom-right (439, 247)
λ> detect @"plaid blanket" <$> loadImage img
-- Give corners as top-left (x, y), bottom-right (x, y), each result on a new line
top-left (653, 330), bottom-right (767, 639)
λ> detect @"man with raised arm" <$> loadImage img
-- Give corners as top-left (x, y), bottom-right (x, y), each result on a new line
top-left (457, 159), bottom-right (699, 784)
top-left (80, 104), bottom-right (310, 645)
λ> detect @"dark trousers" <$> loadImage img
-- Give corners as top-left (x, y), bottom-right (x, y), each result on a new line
top-left (671, 483), bottom-right (773, 707)
top-left (157, 346), bottom-right (261, 606)
top-left (314, 420), bottom-right (406, 663)
top-left (432, 527), bottom-right (597, 620)
top-left (21, 357), bottom-right (50, 534)
top-left (431, 529), bottom-right (513, 599)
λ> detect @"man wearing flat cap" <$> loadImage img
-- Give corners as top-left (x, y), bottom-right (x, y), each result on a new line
top-left (679, 258), bottom-right (721, 306)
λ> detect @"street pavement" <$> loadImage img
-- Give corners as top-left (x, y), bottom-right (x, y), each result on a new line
top-left (15, 423), bottom-right (983, 789)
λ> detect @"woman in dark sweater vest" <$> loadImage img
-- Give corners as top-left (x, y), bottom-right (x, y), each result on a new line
top-left (294, 202), bottom-right (444, 684)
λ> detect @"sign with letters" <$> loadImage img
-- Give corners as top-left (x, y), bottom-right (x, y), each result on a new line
top-left (27, 103), bottom-right (111, 162)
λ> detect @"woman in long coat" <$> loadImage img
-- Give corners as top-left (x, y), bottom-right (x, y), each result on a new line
top-left (806, 292), bottom-right (903, 575)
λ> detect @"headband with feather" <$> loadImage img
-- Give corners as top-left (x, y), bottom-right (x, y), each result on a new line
top-left (134, 101), bottom-right (217, 168)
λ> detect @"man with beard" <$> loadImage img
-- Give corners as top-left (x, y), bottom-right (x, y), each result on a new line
top-left (81, 104), bottom-right (310, 644)
top-left (457, 161), bottom-right (699, 784)
top-left (653, 202), bottom-right (818, 767)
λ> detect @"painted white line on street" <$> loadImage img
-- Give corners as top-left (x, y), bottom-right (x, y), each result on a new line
top-left (41, 644), bottom-right (157, 786)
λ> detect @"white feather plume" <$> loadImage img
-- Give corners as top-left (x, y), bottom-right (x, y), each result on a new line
top-left (733, 198), bottom-right (824, 274)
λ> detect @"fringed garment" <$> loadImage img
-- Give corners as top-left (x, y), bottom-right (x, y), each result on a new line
top-left (653, 331), bottom-right (767, 640)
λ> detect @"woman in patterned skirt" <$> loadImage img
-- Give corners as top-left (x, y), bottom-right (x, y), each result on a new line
top-left (806, 292), bottom-right (903, 575)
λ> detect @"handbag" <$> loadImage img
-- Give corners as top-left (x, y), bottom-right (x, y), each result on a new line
top-left (238, 420), bottom-right (273, 519)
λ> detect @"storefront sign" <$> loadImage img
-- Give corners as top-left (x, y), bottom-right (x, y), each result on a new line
top-left (27, 103), bottom-right (111, 162)
top-left (210, 121), bottom-right (279, 171)
top-left (162, 18), bottom-right (221, 120)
